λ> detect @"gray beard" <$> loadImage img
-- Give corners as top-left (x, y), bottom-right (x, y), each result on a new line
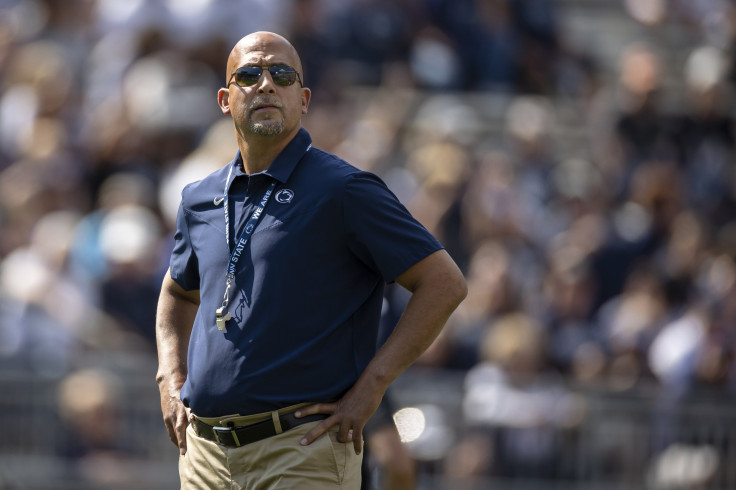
top-left (249, 119), bottom-right (284, 136)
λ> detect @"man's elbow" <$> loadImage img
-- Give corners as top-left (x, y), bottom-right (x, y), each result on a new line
top-left (428, 252), bottom-right (467, 310)
top-left (429, 261), bottom-right (467, 313)
top-left (445, 269), bottom-right (468, 309)
top-left (398, 250), bottom-right (467, 309)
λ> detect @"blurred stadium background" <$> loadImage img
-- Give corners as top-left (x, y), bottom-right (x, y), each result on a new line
top-left (2, 0), bottom-right (736, 488)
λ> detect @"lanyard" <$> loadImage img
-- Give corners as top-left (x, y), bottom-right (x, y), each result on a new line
top-left (217, 163), bottom-right (277, 330)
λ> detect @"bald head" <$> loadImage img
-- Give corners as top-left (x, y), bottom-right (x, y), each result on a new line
top-left (225, 31), bottom-right (303, 85)
top-left (217, 30), bottom-right (311, 166)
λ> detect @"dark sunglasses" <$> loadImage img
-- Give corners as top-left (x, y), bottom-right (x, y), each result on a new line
top-left (228, 64), bottom-right (303, 88)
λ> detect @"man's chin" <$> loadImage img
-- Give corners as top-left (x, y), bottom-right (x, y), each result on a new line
top-left (249, 121), bottom-right (285, 136)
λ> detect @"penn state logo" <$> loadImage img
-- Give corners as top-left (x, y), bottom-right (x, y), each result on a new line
top-left (275, 189), bottom-right (294, 204)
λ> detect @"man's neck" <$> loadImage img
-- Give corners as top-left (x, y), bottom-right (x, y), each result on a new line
top-left (237, 129), bottom-right (298, 175)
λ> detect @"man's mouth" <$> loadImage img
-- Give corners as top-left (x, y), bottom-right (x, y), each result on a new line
top-left (251, 100), bottom-right (282, 113)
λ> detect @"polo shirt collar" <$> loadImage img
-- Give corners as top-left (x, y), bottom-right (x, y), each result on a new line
top-left (229, 128), bottom-right (312, 185)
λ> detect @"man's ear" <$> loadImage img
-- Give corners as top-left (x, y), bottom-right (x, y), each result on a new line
top-left (218, 88), bottom-right (231, 114)
top-left (301, 87), bottom-right (311, 116)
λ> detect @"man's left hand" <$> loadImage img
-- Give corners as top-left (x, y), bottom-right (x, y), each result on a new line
top-left (295, 386), bottom-right (384, 455)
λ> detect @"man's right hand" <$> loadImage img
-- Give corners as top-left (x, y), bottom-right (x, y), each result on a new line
top-left (159, 382), bottom-right (189, 455)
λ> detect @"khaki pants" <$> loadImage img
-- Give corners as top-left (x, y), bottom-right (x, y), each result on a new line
top-left (179, 420), bottom-right (363, 489)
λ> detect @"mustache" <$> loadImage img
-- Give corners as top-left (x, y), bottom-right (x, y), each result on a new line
top-left (249, 97), bottom-right (283, 111)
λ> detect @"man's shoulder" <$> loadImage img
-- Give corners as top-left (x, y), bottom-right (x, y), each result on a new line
top-left (305, 147), bottom-right (357, 171)
top-left (300, 146), bottom-right (370, 184)
top-left (180, 164), bottom-right (231, 205)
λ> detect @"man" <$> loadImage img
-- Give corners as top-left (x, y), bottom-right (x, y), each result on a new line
top-left (156, 31), bottom-right (466, 489)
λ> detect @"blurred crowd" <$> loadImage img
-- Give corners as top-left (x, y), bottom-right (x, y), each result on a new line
top-left (2, 0), bottom-right (736, 487)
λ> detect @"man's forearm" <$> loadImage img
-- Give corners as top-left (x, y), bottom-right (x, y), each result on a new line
top-left (361, 280), bottom-right (465, 393)
top-left (359, 250), bottom-right (467, 394)
top-left (155, 272), bottom-right (199, 387)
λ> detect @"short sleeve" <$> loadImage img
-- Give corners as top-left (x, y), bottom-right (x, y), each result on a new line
top-left (169, 200), bottom-right (200, 291)
top-left (343, 172), bottom-right (443, 283)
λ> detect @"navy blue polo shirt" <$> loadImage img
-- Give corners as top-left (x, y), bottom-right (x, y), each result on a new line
top-left (169, 128), bottom-right (442, 417)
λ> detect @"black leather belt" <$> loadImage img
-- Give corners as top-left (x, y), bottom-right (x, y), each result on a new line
top-left (193, 411), bottom-right (329, 447)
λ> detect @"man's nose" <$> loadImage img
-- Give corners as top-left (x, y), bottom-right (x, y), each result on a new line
top-left (255, 70), bottom-right (277, 94)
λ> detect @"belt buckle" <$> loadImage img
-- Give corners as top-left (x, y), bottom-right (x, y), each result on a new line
top-left (213, 426), bottom-right (241, 447)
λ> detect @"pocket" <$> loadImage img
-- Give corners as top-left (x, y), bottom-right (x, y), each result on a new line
top-left (326, 427), bottom-right (349, 484)
top-left (284, 423), bottom-right (345, 486)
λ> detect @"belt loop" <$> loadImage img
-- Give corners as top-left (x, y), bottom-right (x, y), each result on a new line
top-left (271, 411), bottom-right (283, 434)
top-left (227, 422), bottom-right (241, 447)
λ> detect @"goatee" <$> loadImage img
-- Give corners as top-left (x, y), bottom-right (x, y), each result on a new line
top-left (249, 119), bottom-right (285, 136)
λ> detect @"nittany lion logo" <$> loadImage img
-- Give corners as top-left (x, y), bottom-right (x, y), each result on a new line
top-left (275, 189), bottom-right (294, 204)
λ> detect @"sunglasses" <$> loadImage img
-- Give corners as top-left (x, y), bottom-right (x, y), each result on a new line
top-left (228, 64), bottom-right (303, 88)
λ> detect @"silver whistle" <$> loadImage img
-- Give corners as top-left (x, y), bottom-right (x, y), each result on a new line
top-left (216, 307), bottom-right (232, 331)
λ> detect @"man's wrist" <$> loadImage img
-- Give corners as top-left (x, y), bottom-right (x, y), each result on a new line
top-left (357, 365), bottom-right (394, 396)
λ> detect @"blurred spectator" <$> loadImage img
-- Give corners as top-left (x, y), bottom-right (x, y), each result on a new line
top-left (512, 0), bottom-right (561, 94)
top-left (57, 369), bottom-right (146, 487)
top-left (404, 140), bottom-right (471, 246)
top-left (0, 211), bottom-right (85, 376)
top-left (607, 43), bottom-right (678, 196)
top-left (461, 150), bottom-right (526, 252)
top-left (428, 0), bottom-right (518, 92)
top-left (97, 203), bottom-right (165, 346)
top-left (68, 172), bottom-right (166, 347)
top-left (0, 208), bottom-right (152, 376)
top-left (447, 241), bottom-right (520, 370)
top-left (674, 45), bottom-right (735, 227)
top-left (69, 172), bottom-right (158, 284)
top-left (318, 0), bottom-right (414, 88)
top-left (539, 221), bottom-right (601, 377)
top-left (458, 312), bottom-right (584, 479)
top-left (597, 262), bottom-right (670, 389)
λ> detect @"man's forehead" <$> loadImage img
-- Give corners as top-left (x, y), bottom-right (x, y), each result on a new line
top-left (238, 50), bottom-right (291, 64)
top-left (228, 34), bottom-right (300, 73)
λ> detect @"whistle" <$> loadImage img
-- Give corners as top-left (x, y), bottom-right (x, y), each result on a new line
top-left (216, 307), bottom-right (232, 331)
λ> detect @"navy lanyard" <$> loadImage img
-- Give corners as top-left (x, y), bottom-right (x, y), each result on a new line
top-left (219, 163), bottom-right (277, 317)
